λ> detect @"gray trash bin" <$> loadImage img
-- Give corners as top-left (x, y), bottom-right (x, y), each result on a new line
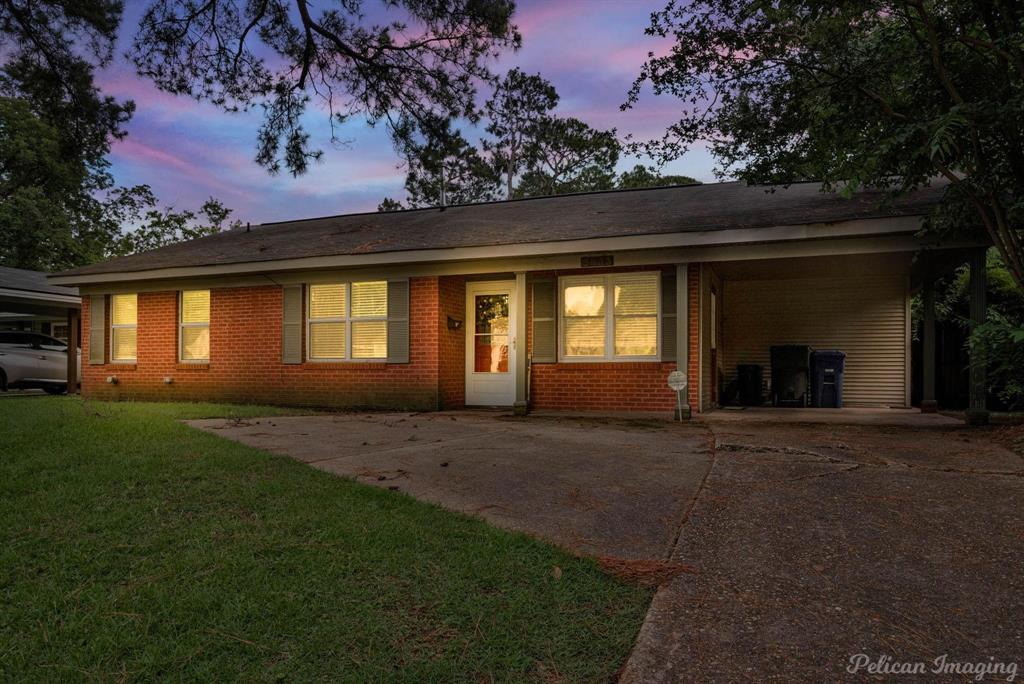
top-left (770, 345), bottom-right (811, 407)
top-left (810, 350), bottom-right (846, 408)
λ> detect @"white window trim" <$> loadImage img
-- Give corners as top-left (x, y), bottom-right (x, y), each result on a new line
top-left (109, 293), bottom-right (137, 363)
top-left (179, 290), bottom-right (210, 363)
top-left (306, 282), bottom-right (388, 362)
top-left (558, 272), bottom-right (661, 362)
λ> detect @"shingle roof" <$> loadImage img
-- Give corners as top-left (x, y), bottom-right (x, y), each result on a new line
top-left (55, 181), bottom-right (946, 278)
top-left (0, 266), bottom-right (79, 296)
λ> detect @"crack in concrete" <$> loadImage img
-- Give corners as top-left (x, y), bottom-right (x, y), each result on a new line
top-left (715, 437), bottom-right (1024, 479)
top-left (662, 425), bottom-right (718, 561)
top-left (299, 426), bottom-right (514, 466)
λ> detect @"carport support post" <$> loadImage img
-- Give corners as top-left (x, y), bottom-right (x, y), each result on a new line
top-left (675, 264), bottom-right (691, 420)
top-left (513, 271), bottom-right (528, 416)
top-left (966, 248), bottom-right (989, 426)
top-left (66, 308), bottom-right (79, 395)
top-left (920, 276), bottom-right (937, 413)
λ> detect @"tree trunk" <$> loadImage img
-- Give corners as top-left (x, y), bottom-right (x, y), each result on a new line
top-left (507, 156), bottom-right (513, 200)
top-left (440, 163), bottom-right (447, 207)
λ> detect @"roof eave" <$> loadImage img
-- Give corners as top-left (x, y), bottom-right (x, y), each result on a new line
top-left (48, 216), bottom-right (925, 287)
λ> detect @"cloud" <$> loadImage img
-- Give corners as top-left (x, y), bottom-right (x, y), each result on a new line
top-left (110, 137), bottom-right (261, 205)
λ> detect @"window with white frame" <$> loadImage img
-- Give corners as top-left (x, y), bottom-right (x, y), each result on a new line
top-left (180, 290), bottom-right (210, 362)
top-left (307, 281), bottom-right (387, 360)
top-left (110, 293), bottom-right (138, 362)
top-left (560, 273), bottom-right (659, 360)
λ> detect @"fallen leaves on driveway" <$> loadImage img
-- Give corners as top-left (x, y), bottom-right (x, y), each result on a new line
top-left (596, 557), bottom-right (698, 587)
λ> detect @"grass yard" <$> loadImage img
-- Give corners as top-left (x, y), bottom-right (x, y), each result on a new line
top-left (0, 397), bottom-right (651, 682)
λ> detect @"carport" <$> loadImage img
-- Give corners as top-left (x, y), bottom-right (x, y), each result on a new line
top-left (698, 247), bottom-right (988, 420)
top-left (0, 267), bottom-right (81, 393)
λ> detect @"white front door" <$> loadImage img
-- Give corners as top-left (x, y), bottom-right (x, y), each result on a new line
top-left (465, 281), bottom-right (516, 406)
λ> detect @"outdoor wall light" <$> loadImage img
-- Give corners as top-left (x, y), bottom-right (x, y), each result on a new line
top-left (447, 316), bottom-right (463, 331)
top-left (163, 377), bottom-right (173, 385)
top-left (106, 376), bottom-right (118, 385)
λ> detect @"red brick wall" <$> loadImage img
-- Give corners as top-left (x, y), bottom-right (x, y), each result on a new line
top-left (81, 278), bottom-right (443, 409)
top-left (437, 275), bottom-right (466, 409)
top-left (526, 265), bottom-right (697, 413)
top-left (80, 266), bottom-right (703, 414)
top-left (530, 362), bottom-right (679, 411)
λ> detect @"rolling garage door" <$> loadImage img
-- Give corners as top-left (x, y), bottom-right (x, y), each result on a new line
top-left (722, 274), bottom-right (909, 407)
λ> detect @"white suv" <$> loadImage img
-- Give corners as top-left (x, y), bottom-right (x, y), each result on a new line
top-left (0, 331), bottom-right (81, 394)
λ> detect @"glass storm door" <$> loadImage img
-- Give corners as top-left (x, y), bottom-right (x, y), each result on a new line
top-left (465, 281), bottom-right (516, 406)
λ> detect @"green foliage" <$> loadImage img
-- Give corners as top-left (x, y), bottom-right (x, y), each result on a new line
top-left (377, 197), bottom-right (404, 212)
top-left (514, 117), bottom-right (621, 197)
top-left (0, 96), bottom-right (123, 270)
top-left (0, 1), bottom-right (244, 269)
top-left (108, 189), bottom-right (242, 256)
top-left (0, 398), bottom-right (650, 680)
top-left (920, 251), bottom-right (1024, 327)
top-left (484, 68), bottom-right (559, 198)
top-left (0, 98), bottom-right (78, 269)
top-left (914, 250), bottom-right (1024, 407)
top-left (389, 115), bottom-right (501, 209)
top-left (628, 0), bottom-right (1024, 289)
top-left (130, 0), bottom-right (521, 176)
top-left (969, 312), bottom-right (1024, 409)
top-left (0, 0), bottom-right (136, 270)
top-left (382, 70), bottom-right (705, 207)
top-left (616, 164), bottom-right (699, 190)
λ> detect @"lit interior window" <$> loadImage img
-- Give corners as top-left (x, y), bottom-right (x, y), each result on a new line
top-left (110, 293), bottom-right (137, 362)
top-left (308, 284), bottom-right (347, 359)
top-left (307, 282), bottom-right (387, 360)
top-left (351, 281), bottom-right (387, 359)
top-left (180, 290), bottom-right (210, 362)
top-left (561, 273), bottom-right (658, 360)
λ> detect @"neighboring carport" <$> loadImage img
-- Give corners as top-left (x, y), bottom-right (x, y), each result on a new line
top-left (0, 267), bottom-right (81, 393)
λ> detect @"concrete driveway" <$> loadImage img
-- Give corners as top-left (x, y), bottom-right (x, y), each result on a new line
top-left (189, 410), bottom-right (1024, 680)
top-left (622, 417), bottom-right (1024, 682)
top-left (188, 411), bottom-right (713, 560)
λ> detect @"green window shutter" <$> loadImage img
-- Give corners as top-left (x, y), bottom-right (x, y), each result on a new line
top-left (88, 294), bottom-right (105, 365)
top-left (282, 284), bottom-right (303, 364)
top-left (661, 271), bottom-right (677, 361)
top-left (386, 279), bottom-right (410, 364)
top-left (531, 279), bottom-right (556, 363)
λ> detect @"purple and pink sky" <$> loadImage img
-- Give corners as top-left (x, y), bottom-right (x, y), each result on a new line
top-left (98, 0), bottom-right (716, 225)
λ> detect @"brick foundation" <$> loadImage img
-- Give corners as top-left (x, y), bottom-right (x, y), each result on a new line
top-left (530, 362), bottom-right (679, 411)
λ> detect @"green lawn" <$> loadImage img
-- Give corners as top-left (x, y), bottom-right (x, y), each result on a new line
top-left (0, 397), bottom-right (650, 681)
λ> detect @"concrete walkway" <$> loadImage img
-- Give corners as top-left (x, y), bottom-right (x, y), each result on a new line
top-left (188, 411), bottom-right (713, 560)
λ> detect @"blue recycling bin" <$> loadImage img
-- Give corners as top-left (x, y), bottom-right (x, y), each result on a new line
top-left (810, 350), bottom-right (846, 408)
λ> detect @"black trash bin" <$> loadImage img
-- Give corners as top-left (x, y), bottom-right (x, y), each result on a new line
top-left (770, 345), bottom-right (811, 407)
top-left (810, 350), bottom-right (846, 408)
top-left (736, 364), bottom-right (764, 406)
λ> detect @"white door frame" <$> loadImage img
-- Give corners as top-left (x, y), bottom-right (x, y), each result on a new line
top-left (465, 280), bottom-right (517, 406)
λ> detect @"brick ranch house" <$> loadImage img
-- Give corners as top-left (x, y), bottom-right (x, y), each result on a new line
top-left (50, 181), bottom-right (987, 416)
